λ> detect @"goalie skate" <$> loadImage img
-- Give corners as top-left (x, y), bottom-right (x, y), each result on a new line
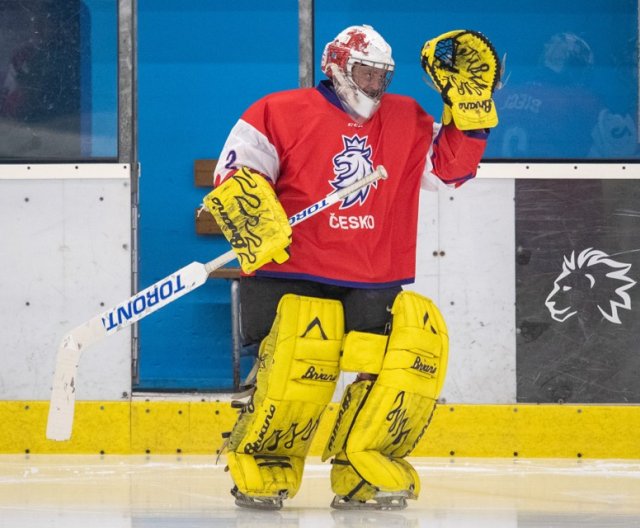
top-left (330, 490), bottom-right (412, 511)
top-left (231, 486), bottom-right (287, 511)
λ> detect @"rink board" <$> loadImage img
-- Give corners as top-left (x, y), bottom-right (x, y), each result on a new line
top-left (1, 401), bottom-right (639, 458)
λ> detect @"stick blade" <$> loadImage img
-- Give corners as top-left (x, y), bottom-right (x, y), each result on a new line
top-left (46, 340), bottom-right (81, 441)
top-left (46, 400), bottom-right (75, 441)
top-left (44, 261), bottom-right (211, 442)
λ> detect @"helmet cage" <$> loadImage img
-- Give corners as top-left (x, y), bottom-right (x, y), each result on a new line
top-left (346, 57), bottom-right (394, 100)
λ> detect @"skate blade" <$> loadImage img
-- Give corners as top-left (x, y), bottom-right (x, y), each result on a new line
top-left (330, 494), bottom-right (409, 511)
top-left (231, 487), bottom-right (285, 511)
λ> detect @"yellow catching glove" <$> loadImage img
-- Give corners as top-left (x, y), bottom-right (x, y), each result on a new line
top-left (203, 167), bottom-right (291, 274)
top-left (421, 29), bottom-right (501, 130)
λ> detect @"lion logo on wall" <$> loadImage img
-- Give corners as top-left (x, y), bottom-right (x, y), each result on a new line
top-left (545, 248), bottom-right (636, 324)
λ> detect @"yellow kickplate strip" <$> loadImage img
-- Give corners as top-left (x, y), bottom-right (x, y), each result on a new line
top-left (1, 401), bottom-right (639, 458)
top-left (0, 401), bottom-right (131, 454)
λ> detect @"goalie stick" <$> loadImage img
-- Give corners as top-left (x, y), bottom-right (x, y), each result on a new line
top-left (46, 165), bottom-right (388, 441)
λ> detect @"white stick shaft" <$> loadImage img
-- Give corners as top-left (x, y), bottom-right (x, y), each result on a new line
top-left (46, 165), bottom-right (387, 441)
top-left (288, 165), bottom-right (387, 226)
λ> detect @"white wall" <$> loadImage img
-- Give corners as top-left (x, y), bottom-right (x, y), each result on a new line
top-left (0, 165), bottom-right (132, 401)
top-left (413, 178), bottom-right (517, 403)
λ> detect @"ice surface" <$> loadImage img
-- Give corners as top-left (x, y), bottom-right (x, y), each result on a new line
top-left (1, 455), bottom-right (639, 527)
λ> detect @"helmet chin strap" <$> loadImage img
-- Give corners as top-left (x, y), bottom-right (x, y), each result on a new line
top-left (328, 64), bottom-right (381, 124)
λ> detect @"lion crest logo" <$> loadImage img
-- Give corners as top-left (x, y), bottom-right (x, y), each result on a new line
top-left (545, 248), bottom-right (636, 324)
top-left (331, 135), bottom-right (377, 209)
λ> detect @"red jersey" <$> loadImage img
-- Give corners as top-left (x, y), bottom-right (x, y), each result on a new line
top-left (214, 81), bottom-right (487, 288)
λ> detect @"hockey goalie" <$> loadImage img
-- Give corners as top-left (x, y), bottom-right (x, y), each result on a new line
top-left (205, 25), bottom-right (501, 510)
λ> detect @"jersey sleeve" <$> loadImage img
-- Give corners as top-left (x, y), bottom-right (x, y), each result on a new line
top-left (422, 123), bottom-right (489, 189)
top-left (213, 98), bottom-right (280, 187)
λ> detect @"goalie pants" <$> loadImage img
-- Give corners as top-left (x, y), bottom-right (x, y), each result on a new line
top-left (239, 276), bottom-right (401, 344)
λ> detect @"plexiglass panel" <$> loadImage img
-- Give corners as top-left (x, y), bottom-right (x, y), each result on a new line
top-left (315, 0), bottom-right (639, 161)
top-left (0, 0), bottom-right (117, 161)
top-left (487, 3), bottom-right (638, 160)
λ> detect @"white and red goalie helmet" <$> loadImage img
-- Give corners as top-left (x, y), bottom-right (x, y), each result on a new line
top-left (321, 25), bottom-right (395, 123)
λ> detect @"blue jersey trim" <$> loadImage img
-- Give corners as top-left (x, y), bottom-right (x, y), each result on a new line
top-left (446, 173), bottom-right (475, 184)
top-left (463, 129), bottom-right (490, 140)
top-left (317, 80), bottom-right (345, 112)
top-left (254, 270), bottom-right (414, 289)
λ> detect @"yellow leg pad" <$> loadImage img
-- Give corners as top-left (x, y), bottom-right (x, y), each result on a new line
top-left (383, 290), bottom-right (449, 399)
top-left (226, 452), bottom-right (305, 498)
top-left (323, 380), bottom-right (374, 460)
top-left (340, 331), bottom-right (388, 374)
top-left (325, 291), bottom-right (448, 499)
top-left (226, 294), bottom-right (344, 498)
top-left (330, 452), bottom-right (420, 501)
top-left (328, 383), bottom-right (432, 500)
top-left (347, 384), bottom-right (437, 457)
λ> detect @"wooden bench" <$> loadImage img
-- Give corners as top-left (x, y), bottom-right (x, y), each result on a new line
top-left (194, 159), bottom-right (244, 388)
top-left (194, 159), bottom-right (241, 280)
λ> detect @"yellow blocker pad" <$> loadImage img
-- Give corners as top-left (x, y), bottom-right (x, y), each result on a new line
top-left (203, 167), bottom-right (292, 274)
top-left (323, 291), bottom-right (449, 502)
top-left (226, 294), bottom-right (344, 499)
